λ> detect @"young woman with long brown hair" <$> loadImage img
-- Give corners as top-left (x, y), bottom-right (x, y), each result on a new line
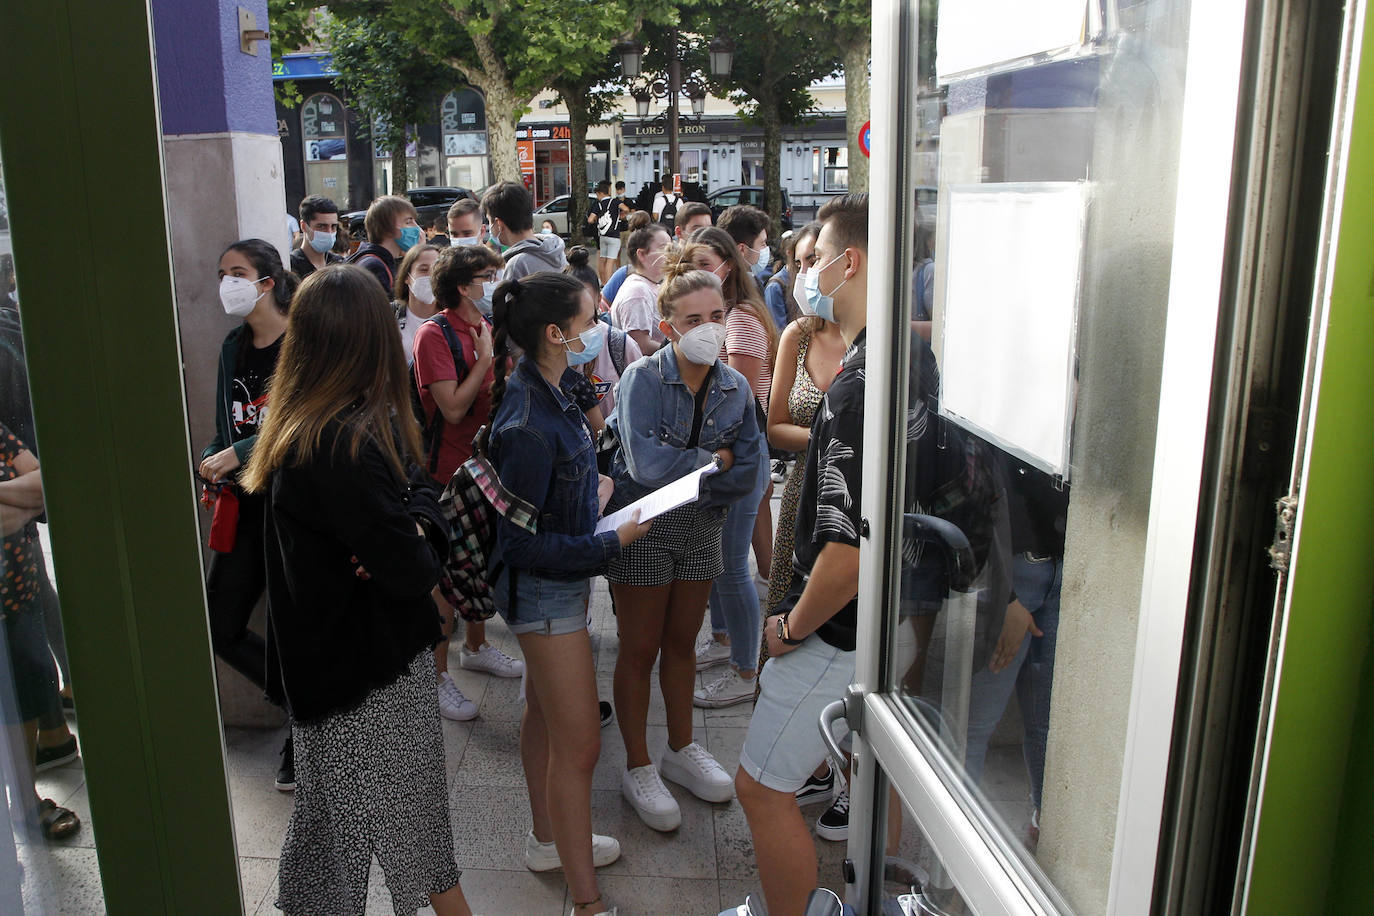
top-left (240, 264), bottom-right (472, 916)
top-left (680, 227), bottom-right (779, 708)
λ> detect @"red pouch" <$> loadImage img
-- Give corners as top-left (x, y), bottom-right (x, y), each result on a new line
top-left (208, 486), bottom-right (240, 553)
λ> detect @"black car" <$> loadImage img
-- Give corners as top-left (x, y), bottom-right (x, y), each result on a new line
top-left (706, 186), bottom-right (793, 231)
top-left (343, 187), bottom-right (479, 241)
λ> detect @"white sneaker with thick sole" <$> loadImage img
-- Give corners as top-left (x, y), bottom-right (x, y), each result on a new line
top-left (693, 668), bottom-right (756, 708)
top-left (621, 764), bottom-right (681, 831)
top-left (524, 830), bottom-right (621, 872)
top-left (459, 642), bottom-right (524, 677)
top-left (660, 742), bottom-right (734, 802)
top-left (437, 672), bottom-right (478, 721)
top-left (695, 633), bottom-right (732, 671)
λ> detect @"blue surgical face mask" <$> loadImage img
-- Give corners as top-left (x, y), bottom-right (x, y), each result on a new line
top-left (803, 253), bottom-right (849, 324)
top-left (451, 235), bottom-right (481, 247)
top-left (560, 322), bottom-right (606, 367)
top-left (308, 230), bottom-right (336, 254)
top-left (397, 225), bottom-right (422, 252)
top-left (473, 277), bottom-right (498, 318)
top-left (753, 244), bottom-right (771, 275)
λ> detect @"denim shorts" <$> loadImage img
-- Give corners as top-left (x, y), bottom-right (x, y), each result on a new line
top-left (739, 635), bottom-right (855, 793)
top-left (491, 568), bottom-right (591, 636)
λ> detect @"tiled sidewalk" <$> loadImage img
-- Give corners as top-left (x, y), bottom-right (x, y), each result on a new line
top-left (224, 575), bottom-right (849, 916)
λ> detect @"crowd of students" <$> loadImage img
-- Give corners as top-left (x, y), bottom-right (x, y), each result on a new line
top-left (195, 178), bottom-right (1055, 916)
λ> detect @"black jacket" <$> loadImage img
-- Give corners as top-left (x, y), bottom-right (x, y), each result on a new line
top-left (346, 242), bottom-right (397, 297)
top-left (263, 421), bottom-right (448, 721)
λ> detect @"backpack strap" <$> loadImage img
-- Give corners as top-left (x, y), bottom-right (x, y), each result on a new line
top-left (350, 252), bottom-right (395, 289)
top-left (419, 314), bottom-right (471, 476)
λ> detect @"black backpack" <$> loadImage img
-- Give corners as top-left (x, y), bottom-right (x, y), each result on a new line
top-left (607, 325), bottom-right (629, 376)
top-left (408, 314), bottom-right (470, 476)
top-left (658, 193), bottom-right (679, 228)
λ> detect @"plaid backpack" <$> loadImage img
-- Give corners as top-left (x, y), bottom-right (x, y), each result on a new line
top-left (436, 433), bottom-right (537, 622)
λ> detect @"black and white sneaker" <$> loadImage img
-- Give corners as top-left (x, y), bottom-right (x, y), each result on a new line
top-left (599, 700), bottom-right (615, 728)
top-left (794, 767), bottom-right (835, 807)
top-left (275, 735), bottom-right (296, 792)
top-left (770, 459), bottom-right (787, 485)
top-left (815, 782), bottom-right (849, 841)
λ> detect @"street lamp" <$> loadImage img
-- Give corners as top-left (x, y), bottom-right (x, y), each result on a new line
top-left (632, 87), bottom-right (652, 119)
top-left (617, 40), bottom-right (644, 79)
top-left (708, 37), bottom-right (735, 78)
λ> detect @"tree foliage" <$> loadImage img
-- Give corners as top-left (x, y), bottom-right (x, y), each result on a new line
top-left (691, 0), bottom-right (842, 234)
top-left (326, 11), bottom-right (454, 195)
top-left (266, 0), bottom-right (326, 109)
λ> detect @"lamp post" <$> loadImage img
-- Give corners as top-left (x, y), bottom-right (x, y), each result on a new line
top-left (617, 32), bottom-right (734, 190)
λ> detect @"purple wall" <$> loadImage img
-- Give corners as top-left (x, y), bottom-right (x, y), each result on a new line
top-left (152, 0), bottom-right (277, 136)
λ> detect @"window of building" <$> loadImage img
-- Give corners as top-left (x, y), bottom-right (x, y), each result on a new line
top-left (441, 89), bottom-right (489, 190)
top-left (823, 145), bottom-right (849, 192)
top-left (301, 93), bottom-right (349, 204)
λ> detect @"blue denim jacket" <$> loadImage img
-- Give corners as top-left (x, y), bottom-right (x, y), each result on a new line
top-left (607, 343), bottom-right (765, 512)
top-left (489, 358), bottom-right (621, 579)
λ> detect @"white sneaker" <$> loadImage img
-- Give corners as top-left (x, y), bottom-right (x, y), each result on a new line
top-left (660, 742), bottom-right (734, 803)
top-left (695, 633), bottom-right (732, 671)
top-left (459, 642), bottom-right (524, 677)
top-left (621, 764), bottom-right (681, 831)
top-left (569, 905), bottom-right (618, 916)
top-left (524, 830), bottom-right (621, 872)
top-left (437, 672), bottom-right (478, 721)
top-left (693, 668), bottom-right (756, 708)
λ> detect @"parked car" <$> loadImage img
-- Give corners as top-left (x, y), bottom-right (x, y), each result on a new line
top-left (342, 186), bottom-right (478, 241)
top-left (532, 194), bottom-right (579, 239)
top-left (707, 186), bottom-right (793, 231)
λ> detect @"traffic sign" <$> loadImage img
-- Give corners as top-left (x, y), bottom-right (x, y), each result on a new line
top-left (859, 120), bottom-right (871, 158)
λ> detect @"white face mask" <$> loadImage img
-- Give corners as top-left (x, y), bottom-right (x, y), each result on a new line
top-left (753, 244), bottom-right (770, 269)
top-left (219, 275), bottom-right (267, 317)
top-left (672, 320), bottom-right (727, 365)
top-left (409, 275), bottom-right (435, 305)
top-left (792, 270), bottom-right (815, 316)
top-left (451, 235), bottom-right (481, 247)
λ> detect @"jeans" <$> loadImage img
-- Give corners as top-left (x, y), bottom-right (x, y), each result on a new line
top-left (961, 553), bottom-right (1062, 811)
top-left (707, 457), bottom-right (769, 672)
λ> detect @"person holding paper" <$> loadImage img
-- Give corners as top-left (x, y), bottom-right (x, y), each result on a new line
top-left (603, 259), bottom-right (766, 833)
top-left (482, 271), bottom-right (652, 916)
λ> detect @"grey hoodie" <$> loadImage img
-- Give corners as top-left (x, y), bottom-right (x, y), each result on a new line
top-left (502, 233), bottom-right (568, 281)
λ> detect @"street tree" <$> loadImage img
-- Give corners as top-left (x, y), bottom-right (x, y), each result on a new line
top-left (806, 0), bottom-right (871, 192)
top-left (266, 0), bottom-right (327, 109)
top-left (693, 0), bottom-right (842, 236)
top-left (327, 13), bottom-right (454, 196)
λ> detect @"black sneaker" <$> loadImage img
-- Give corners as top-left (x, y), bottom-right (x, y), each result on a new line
top-left (794, 767), bottom-right (834, 807)
top-left (35, 735), bottom-right (79, 772)
top-left (275, 735), bottom-right (296, 792)
top-left (599, 700), bottom-right (615, 728)
top-left (815, 783), bottom-right (849, 841)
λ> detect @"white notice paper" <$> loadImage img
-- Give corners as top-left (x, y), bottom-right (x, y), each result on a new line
top-left (937, 0), bottom-right (1087, 83)
top-left (939, 182), bottom-right (1086, 479)
top-left (595, 462), bottom-right (720, 534)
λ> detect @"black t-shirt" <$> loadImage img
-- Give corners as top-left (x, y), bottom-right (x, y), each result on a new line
top-left (231, 336), bottom-right (283, 443)
top-left (290, 247), bottom-right (342, 279)
top-left (783, 329), bottom-right (939, 651)
top-left (686, 376), bottom-right (710, 449)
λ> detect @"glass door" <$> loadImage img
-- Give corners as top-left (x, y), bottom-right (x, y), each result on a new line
top-left (849, 0), bottom-right (1270, 912)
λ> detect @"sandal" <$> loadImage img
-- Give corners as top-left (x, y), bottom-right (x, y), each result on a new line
top-left (35, 798), bottom-right (80, 840)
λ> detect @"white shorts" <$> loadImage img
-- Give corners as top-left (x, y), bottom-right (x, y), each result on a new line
top-left (739, 635), bottom-right (855, 793)
top-left (599, 236), bottom-right (622, 259)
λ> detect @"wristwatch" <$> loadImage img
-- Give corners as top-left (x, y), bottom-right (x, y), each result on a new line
top-left (711, 451), bottom-right (725, 470)
top-left (776, 613), bottom-right (805, 646)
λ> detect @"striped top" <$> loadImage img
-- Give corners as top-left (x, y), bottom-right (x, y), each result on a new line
top-left (725, 306), bottom-right (773, 411)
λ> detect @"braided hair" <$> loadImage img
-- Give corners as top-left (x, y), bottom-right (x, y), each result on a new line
top-left (478, 271), bottom-right (588, 452)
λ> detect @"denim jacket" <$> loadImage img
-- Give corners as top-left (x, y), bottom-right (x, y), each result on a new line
top-left (607, 343), bottom-right (765, 512)
top-left (489, 358), bottom-right (621, 580)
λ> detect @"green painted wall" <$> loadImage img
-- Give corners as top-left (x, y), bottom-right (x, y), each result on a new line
top-left (0, 1), bottom-right (242, 912)
top-left (1247, 6), bottom-right (1374, 913)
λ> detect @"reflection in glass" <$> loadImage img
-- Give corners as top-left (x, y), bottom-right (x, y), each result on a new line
top-left (0, 143), bottom-right (106, 910)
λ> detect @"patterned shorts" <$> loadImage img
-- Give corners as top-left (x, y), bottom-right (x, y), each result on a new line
top-left (605, 502), bottom-right (725, 587)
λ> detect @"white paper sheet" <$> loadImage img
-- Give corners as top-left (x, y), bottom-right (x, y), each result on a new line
top-left (595, 462), bottom-right (720, 534)
top-left (939, 182), bottom-right (1085, 478)
top-left (937, 0), bottom-right (1086, 83)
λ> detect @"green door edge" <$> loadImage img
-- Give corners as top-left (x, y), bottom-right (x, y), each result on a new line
top-left (1246, 5), bottom-right (1374, 913)
top-left (0, 2), bottom-right (242, 913)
